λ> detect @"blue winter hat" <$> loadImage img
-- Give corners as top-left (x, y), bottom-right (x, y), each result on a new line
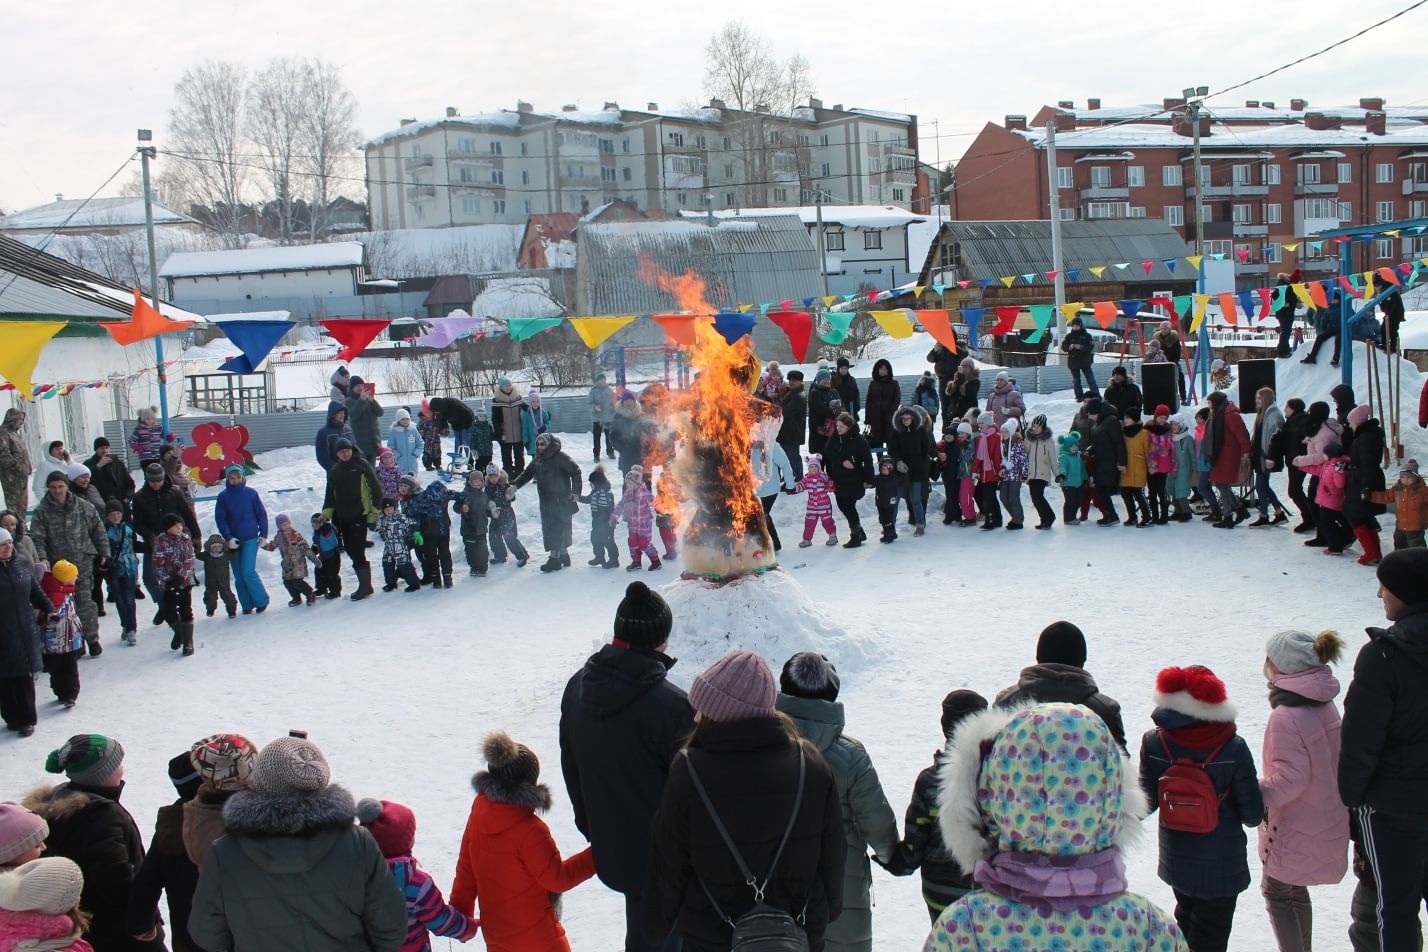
top-left (497, 376), bottom-right (512, 387)
top-left (224, 464), bottom-right (244, 479)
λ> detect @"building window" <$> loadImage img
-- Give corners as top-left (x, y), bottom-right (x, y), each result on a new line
top-left (1126, 206), bottom-right (1144, 217)
top-left (520, 170), bottom-right (529, 185)
top-left (800, 134), bottom-right (810, 146)
top-left (1232, 204), bottom-right (1253, 223)
top-left (457, 136), bottom-right (476, 153)
top-left (1412, 200), bottom-right (1427, 218)
top-left (1163, 205), bottom-right (1184, 226)
top-left (461, 197), bottom-right (480, 215)
top-left (863, 230), bottom-right (883, 250)
top-left (892, 188), bottom-right (905, 202)
top-left (774, 187), bottom-right (788, 202)
top-left (821, 162), bottom-right (831, 177)
top-left (490, 141), bottom-right (502, 156)
top-left (669, 132), bottom-right (683, 146)
top-left (1376, 162), bottom-right (1394, 183)
top-left (622, 138), bottom-right (630, 154)
top-left (1376, 200), bottom-right (1395, 221)
top-left (1374, 238), bottom-right (1393, 259)
top-left (819, 133), bottom-right (829, 147)
top-left (725, 192), bottom-right (735, 206)
top-left (493, 200), bottom-right (505, 215)
top-left (1234, 242), bottom-right (1253, 262)
top-left (1060, 207), bottom-right (1077, 221)
top-left (1056, 166), bottom-right (1074, 189)
top-left (676, 192), bottom-right (687, 205)
top-left (1412, 162), bottom-right (1428, 183)
top-left (1412, 236), bottom-right (1428, 256)
top-left (1266, 164), bottom-right (1280, 185)
top-left (522, 200), bottom-right (531, 214)
top-left (1266, 203), bottom-right (1281, 224)
top-left (1127, 166), bottom-right (1144, 187)
top-left (1232, 165), bottom-right (1251, 184)
top-left (566, 164), bottom-right (583, 178)
top-left (1201, 203), bottom-right (1213, 221)
top-left (724, 163), bottom-right (734, 178)
top-left (825, 230), bottom-right (845, 251)
top-left (1090, 166), bottom-right (1110, 188)
top-left (1162, 165), bottom-right (1183, 187)
top-left (1085, 201), bottom-right (1127, 219)
top-left (696, 135), bottom-right (706, 149)
top-left (1205, 239), bottom-right (1232, 257)
top-left (491, 170), bottom-right (504, 184)
top-left (1302, 198), bottom-right (1337, 219)
top-left (1198, 165), bottom-right (1211, 187)
top-left (1338, 162), bottom-right (1352, 183)
top-left (600, 167), bottom-right (615, 182)
top-left (723, 136), bottom-right (732, 150)
top-left (1266, 245), bottom-right (1282, 263)
top-left (622, 167), bottom-right (632, 182)
top-left (457, 165), bottom-right (476, 183)
top-left (520, 142), bottom-right (528, 156)
top-left (1297, 163), bottom-right (1320, 184)
top-left (1337, 201), bottom-right (1352, 221)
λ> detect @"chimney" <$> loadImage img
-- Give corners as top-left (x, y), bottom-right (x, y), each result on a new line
top-left (832, 104), bottom-right (843, 111)
top-left (1245, 100), bottom-right (1260, 108)
top-left (1058, 100), bottom-right (1074, 109)
top-left (1303, 111), bottom-right (1341, 131)
top-left (1054, 112), bottom-right (1075, 132)
top-left (1366, 110), bottom-right (1387, 136)
top-left (399, 118), bottom-right (416, 127)
top-left (1360, 97), bottom-right (1385, 111)
top-left (1087, 97), bottom-right (1101, 110)
top-left (1262, 101), bottom-right (1276, 109)
top-left (54, 193), bottom-right (63, 202)
top-left (602, 101), bottom-right (619, 111)
top-left (1004, 114), bottom-right (1028, 131)
top-left (561, 104), bottom-right (578, 112)
top-left (647, 102), bottom-right (659, 111)
top-left (808, 97), bottom-right (823, 109)
top-left (1290, 98), bottom-right (1307, 111)
top-left (1163, 96), bottom-right (1186, 111)
top-left (445, 106), bottom-right (458, 118)
top-left (708, 98), bottom-right (726, 110)
top-left (516, 100), bottom-right (533, 113)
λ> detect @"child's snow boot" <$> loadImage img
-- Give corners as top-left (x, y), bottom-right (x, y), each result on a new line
top-left (442, 573), bottom-right (453, 589)
top-left (626, 557), bottom-right (642, 571)
top-left (123, 629), bottom-right (137, 646)
top-left (648, 555), bottom-right (662, 571)
top-left (604, 556), bottom-right (620, 569)
top-left (798, 539), bottom-right (813, 548)
top-left (1354, 526), bottom-right (1383, 566)
top-left (180, 622), bottom-right (194, 657)
top-left (170, 626), bottom-right (181, 651)
top-left (825, 534), bottom-right (840, 546)
top-left (539, 555), bottom-right (563, 573)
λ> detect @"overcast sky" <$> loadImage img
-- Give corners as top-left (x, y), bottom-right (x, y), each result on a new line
top-left (2, 0), bottom-right (1425, 213)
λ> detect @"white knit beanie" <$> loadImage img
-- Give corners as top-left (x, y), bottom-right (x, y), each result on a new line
top-left (0, 857), bottom-right (84, 914)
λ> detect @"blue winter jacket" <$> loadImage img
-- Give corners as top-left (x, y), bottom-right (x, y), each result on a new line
top-left (214, 480), bottom-right (268, 542)
top-left (754, 442), bottom-right (796, 498)
top-left (387, 421), bottom-right (422, 475)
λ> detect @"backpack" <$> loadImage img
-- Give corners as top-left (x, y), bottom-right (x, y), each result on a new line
top-left (681, 746), bottom-right (809, 952)
top-left (1155, 731), bottom-right (1228, 834)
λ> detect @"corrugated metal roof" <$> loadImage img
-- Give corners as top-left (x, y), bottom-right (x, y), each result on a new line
top-left (927, 219), bottom-right (1192, 283)
top-left (0, 234), bottom-right (200, 323)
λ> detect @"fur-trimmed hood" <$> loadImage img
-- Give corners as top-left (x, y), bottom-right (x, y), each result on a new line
top-left (22, 783), bottom-right (119, 822)
top-left (937, 703), bottom-right (1147, 873)
top-left (221, 783), bottom-right (356, 837)
top-left (472, 771), bottom-right (552, 816)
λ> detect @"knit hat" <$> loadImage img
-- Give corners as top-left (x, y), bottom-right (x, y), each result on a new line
top-left (1069, 316), bottom-right (1084, 327)
top-left (779, 652), bottom-right (840, 702)
top-left (167, 752), bottom-right (202, 800)
top-left (381, 497), bottom-right (398, 511)
top-left (806, 454), bottom-right (822, 471)
top-left (836, 356), bottom-right (852, 369)
top-left (1401, 459), bottom-right (1421, 478)
top-left (93, 437), bottom-right (109, 451)
top-left (1030, 414), bottom-right (1048, 430)
top-left (977, 411), bottom-right (994, 427)
top-left (956, 422), bottom-right (972, 435)
top-left (1112, 365), bottom-right (1127, 378)
top-left (0, 803), bottom-right (47, 867)
top-left (224, 463), bottom-right (244, 479)
top-left (0, 529), bottom-right (10, 546)
top-left (1153, 665), bottom-right (1236, 722)
top-left (613, 581), bottom-right (673, 648)
top-left (251, 736), bottom-right (331, 796)
top-left (1377, 548), bottom-right (1428, 606)
top-left (348, 375), bottom-right (365, 390)
top-left (626, 464), bottom-right (645, 481)
top-left (1083, 397), bottom-right (1103, 417)
top-left (49, 561), bottom-right (77, 585)
top-left (190, 733), bottom-right (258, 792)
top-left (394, 408), bottom-right (411, 423)
top-left (689, 650), bottom-right (777, 722)
top-left (333, 437), bottom-right (355, 453)
top-left (105, 499), bottom-right (124, 516)
top-left (144, 462), bottom-right (165, 481)
top-left (1324, 441), bottom-right (1344, 457)
top-left (45, 735), bottom-right (124, 786)
top-left (65, 463), bottom-right (90, 482)
top-left (529, 388), bottom-right (541, 403)
top-left (399, 474), bottom-right (420, 493)
top-left (0, 858), bottom-right (84, 915)
top-left (485, 463), bottom-right (502, 477)
top-left (482, 731), bottom-right (540, 787)
top-left (1000, 420), bottom-right (1018, 438)
top-left (497, 375), bottom-right (511, 387)
top-left (1123, 406), bottom-right (1142, 421)
top-left (162, 513), bottom-right (183, 531)
top-left (995, 371), bottom-right (1009, 384)
top-left (1036, 620), bottom-right (1088, 667)
top-left (1153, 404), bottom-right (1171, 418)
top-left (379, 447), bottom-right (395, 460)
top-left (960, 357), bottom-right (976, 369)
top-left (275, 513), bottom-right (291, 529)
top-left (940, 689), bottom-right (989, 738)
top-left (356, 798), bottom-right (415, 858)
top-left (1266, 630), bottom-right (1345, 676)
top-left (1348, 404), bottom-right (1371, 426)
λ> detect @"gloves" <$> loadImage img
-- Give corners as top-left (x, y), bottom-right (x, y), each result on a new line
top-left (412, 531), bottom-right (424, 546)
top-left (895, 460), bottom-right (908, 474)
top-left (227, 538), bottom-right (240, 550)
top-left (505, 486), bottom-right (517, 500)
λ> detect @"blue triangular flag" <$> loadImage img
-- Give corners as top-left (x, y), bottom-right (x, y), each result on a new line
top-left (801, 297), bottom-right (816, 308)
top-left (1237, 290), bottom-right (1256, 321)
top-left (712, 312), bottom-right (757, 346)
top-left (216, 319), bottom-right (295, 374)
top-left (1066, 269), bottom-right (1080, 282)
top-left (961, 307), bottom-right (985, 347)
top-left (1119, 300), bottom-right (1143, 320)
top-left (978, 278), bottom-right (993, 290)
top-left (842, 293), bottom-right (857, 302)
top-left (932, 283), bottom-right (946, 295)
top-left (1163, 259), bottom-right (1177, 274)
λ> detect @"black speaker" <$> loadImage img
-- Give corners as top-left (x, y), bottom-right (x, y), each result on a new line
top-left (1142, 362), bottom-right (1179, 414)
top-left (1238, 358), bottom-right (1277, 410)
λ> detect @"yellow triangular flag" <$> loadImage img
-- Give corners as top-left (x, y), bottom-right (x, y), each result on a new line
top-left (0, 321), bottom-right (65, 399)
top-left (1383, 230), bottom-right (1400, 238)
top-left (1283, 243), bottom-right (1299, 252)
top-left (822, 296), bottom-right (838, 308)
top-left (1291, 283), bottom-right (1315, 308)
top-left (1364, 273), bottom-right (1375, 296)
top-left (736, 303), bottom-right (752, 313)
top-left (868, 309), bottom-right (916, 339)
top-left (1088, 266), bottom-right (1107, 279)
top-left (999, 276), bottom-right (1016, 288)
top-left (1188, 294), bottom-right (1210, 333)
top-left (1184, 256), bottom-right (1202, 271)
top-left (1059, 302), bottom-right (1083, 322)
top-left (912, 286), bottom-right (926, 299)
top-left (568, 316), bottom-right (635, 350)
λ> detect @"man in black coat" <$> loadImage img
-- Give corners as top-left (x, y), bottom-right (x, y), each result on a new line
top-left (1059, 317), bottom-right (1100, 401)
top-left (131, 463), bottom-right (201, 607)
top-left (512, 433), bottom-right (582, 572)
top-left (1339, 548), bottom-right (1428, 952)
top-left (992, 620), bottom-right (1127, 752)
top-left (1086, 399), bottom-right (1127, 526)
top-left (428, 396), bottom-right (475, 456)
top-left (926, 343), bottom-right (962, 400)
top-left (833, 356), bottom-right (860, 421)
top-left (778, 372), bottom-right (808, 481)
top-left (0, 532), bottom-right (53, 735)
top-left (321, 440), bottom-right (382, 599)
top-left (1102, 366), bottom-right (1142, 419)
top-left (85, 438), bottom-right (135, 507)
top-left (560, 582), bottom-right (694, 952)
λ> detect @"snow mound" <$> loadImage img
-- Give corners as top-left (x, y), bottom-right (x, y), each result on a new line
top-left (658, 570), bottom-right (884, 685)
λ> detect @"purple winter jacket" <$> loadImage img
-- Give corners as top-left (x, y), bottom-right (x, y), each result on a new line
top-left (1258, 666), bottom-right (1350, 886)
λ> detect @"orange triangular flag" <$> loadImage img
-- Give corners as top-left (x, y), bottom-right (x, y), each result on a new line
top-left (105, 290), bottom-right (194, 346)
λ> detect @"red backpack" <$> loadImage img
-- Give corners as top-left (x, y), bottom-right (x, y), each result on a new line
top-left (1155, 732), bottom-right (1228, 834)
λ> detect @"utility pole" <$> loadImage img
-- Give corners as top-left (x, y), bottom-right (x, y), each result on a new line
top-left (1186, 87), bottom-right (1210, 397)
top-left (138, 129), bottom-right (171, 440)
top-left (815, 191), bottom-right (829, 298)
top-left (1046, 121), bottom-right (1067, 343)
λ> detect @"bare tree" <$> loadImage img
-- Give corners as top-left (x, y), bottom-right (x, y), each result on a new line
top-left (168, 61), bottom-right (249, 248)
top-left (246, 58), bottom-right (309, 245)
top-left (300, 59), bottom-right (361, 241)
top-left (704, 22), bottom-right (815, 206)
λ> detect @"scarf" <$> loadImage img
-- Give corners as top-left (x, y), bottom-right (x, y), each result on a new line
top-left (975, 431), bottom-right (994, 470)
top-left (1162, 720), bottom-right (1237, 750)
top-left (975, 847), bottom-right (1128, 913)
top-left (1268, 685), bottom-right (1324, 709)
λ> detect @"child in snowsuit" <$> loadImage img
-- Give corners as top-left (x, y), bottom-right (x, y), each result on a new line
top-left (1121, 406), bottom-right (1153, 527)
top-left (196, 534), bottom-right (237, 619)
top-left (38, 563), bottom-right (80, 707)
top-left (614, 465), bottom-right (661, 571)
top-left (310, 513), bottom-right (343, 598)
top-left (103, 500), bottom-right (139, 644)
top-left (999, 420), bottom-right (1027, 530)
top-left (654, 469), bottom-right (681, 559)
top-left (152, 514), bottom-right (197, 656)
top-left (951, 423), bottom-right (976, 526)
top-left (874, 453), bottom-right (904, 543)
top-left (457, 472), bottom-right (492, 577)
top-left (388, 409), bottom-right (423, 476)
top-left (483, 466), bottom-right (529, 567)
top-left (403, 475), bottom-right (458, 588)
top-left (470, 408), bottom-right (495, 474)
top-left (376, 449), bottom-right (402, 502)
top-left (1369, 459), bottom-right (1427, 549)
top-left (130, 407), bottom-right (164, 463)
top-left (263, 513), bottom-right (318, 606)
top-left (377, 499), bottom-right (422, 592)
top-left (417, 403), bottom-right (445, 472)
top-left (974, 413), bottom-right (1002, 529)
top-left (792, 455), bottom-right (838, 546)
top-left (1146, 404), bottom-right (1178, 525)
top-left (1057, 432), bottom-right (1086, 525)
top-left (580, 467), bottom-right (619, 568)
top-left (1295, 442), bottom-right (1353, 554)
top-left (1170, 414), bottom-right (1197, 521)
top-left (356, 798), bottom-right (480, 952)
top-left (888, 689), bottom-right (988, 921)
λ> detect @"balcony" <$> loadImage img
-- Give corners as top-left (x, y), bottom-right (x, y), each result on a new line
top-left (1294, 181), bottom-right (1338, 196)
top-left (448, 150), bottom-right (493, 165)
top-left (558, 175), bottom-right (601, 189)
top-left (1403, 179), bottom-right (1428, 195)
top-left (403, 155), bottom-right (433, 172)
top-left (405, 185), bottom-right (436, 201)
top-left (1237, 262), bottom-right (1268, 275)
top-left (1231, 183), bottom-right (1269, 197)
top-left (1191, 184), bottom-right (1235, 198)
top-left (1301, 257), bottom-right (1337, 271)
top-left (1081, 185), bottom-right (1129, 200)
top-left (1232, 223), bottom-right (1269, 237)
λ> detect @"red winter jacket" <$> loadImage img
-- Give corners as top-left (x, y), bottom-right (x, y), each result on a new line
top-left (1209, 403), bottom-right (1251, 485)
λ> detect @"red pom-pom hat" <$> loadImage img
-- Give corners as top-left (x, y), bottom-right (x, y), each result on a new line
top-left (1153, 664), bottom-right (1237, 722)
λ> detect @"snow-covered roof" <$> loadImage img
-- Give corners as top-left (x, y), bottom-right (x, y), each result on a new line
top-left (160, 242), bottom-right (365, 278)
top-left (472, 277), bottom-right (563, 319)
top-left (848, 107), bottom-right (915, 123)
top-left (364, 112), bottom-right (524, 148)
top-left (1058, 102), bottom-right (1428, 123)
top-left (1015, 121), bottom-right (1428, 150)
top-left (681, 205), bottom-right (925, 229)
top-left (354, 225), bottom-right (522, 278)
top-left (0, 196), bottom-right (195, 232)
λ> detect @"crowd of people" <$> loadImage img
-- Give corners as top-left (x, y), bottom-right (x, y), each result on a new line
top-left (1, 552), bottom-right (1426, 952)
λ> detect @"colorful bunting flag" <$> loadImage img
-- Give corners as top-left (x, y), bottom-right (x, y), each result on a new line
top-left (1377, 266), bottom-right (1402, 287)
top-left (1217, 292), bottom-right (1239, 327)
top-left (820, 311), bottom-right (856, 346)
top-left (507, 317), bottom-right (565, 343)
top-left (1091, 301), bottom-right (1118, 328)
top-left (1290, 284), bottom-right (1315, 308)
top-left (934, 283), bottom-right (949, 294)
top-left (413, 314), bottom-right (484, 349)
top-left (961, 307), bottom-right (985, 346)
top-left (652, 314), bottom-right (702, 347)
top-left (1026, 305), bottom-right (1055, 345)
top-left (1284, 242), bottom-right (1299, 252)
top-left (1308, 241), bottom-right (1324, 253)
top-left (1256, 288), bottom-right (1273, 319)
top-left (1171, 295), bottom-right (1193, 323)
top-left (1236, 291), bottom-right (1256, 324)
top-left (1113, 262), bottom-right (1130, 270)
top-left (1119, 300), bottom-right (1143, 321)
top-left (1163, 259), bottom-right (1177, 274)
top-left (1060, 303), bottom-right (1083, 324)
top-left (568, 316), bottom-right (635, 349)
top-left (869, 309), bottom-right (917, 339)
top-left (1189, 294), bottom-right (1210, 333)
top-left (216, 320), bottom-right (294, 374)
top-left (999, 276), bottom-right (1017, 288)
top-left (1045, 270), bottom-right (1059, 281)
top-left (1140, 260), bottom-right (1155, 275)
top-left (912, 286), bottom-right (926, 300)
top-left (0, 322), bottom-right (65, 399)
top-left (1234, 248), bottom-right (1250, 264)
top-left (712, 312), bottom-right (757, 346)
top-left (320, 319), bottom-right (392, 363)
top-left (1066, 269), bottom-right (1080, 282)
top-left (1185, 255), bottom-right (1202, 271)
top-left (1020, 273), bottom-right (1037, 284)
top-left (1337, 276), bottom-right (1358, 297)
top-left (991, 306), bottom-right (1020, 336)
top-left (767, 310), bottom-right (813, 361)
top-left (1089, 266), bottom-right (1107, 279)
top-left (822, 296), bottom-right (838, 308)
top-left (1307, 282), bottom-right (1328, 309)
top-left (916, 310), bottom-right (959, 353)
top-left (105, 290), bottom-right (194, 346)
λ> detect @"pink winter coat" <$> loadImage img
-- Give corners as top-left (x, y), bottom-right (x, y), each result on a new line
top-left (1305, 457), bottom-right (1349, 511)
top-left (1258, 666), bottom-right (1350, 887)
top-left (0, 909), bottom-right (94, 952)
top-left (793, 470), bottom-right (834, 517)
top-left (614, 481), bottom-right (654, 537)
top-left (1291, 418), bottom-right (1344, 470)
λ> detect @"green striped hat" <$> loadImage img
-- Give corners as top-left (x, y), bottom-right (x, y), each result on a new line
top-left (45, 735), bottom-right (124, 786)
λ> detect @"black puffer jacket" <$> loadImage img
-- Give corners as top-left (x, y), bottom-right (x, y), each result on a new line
top-left (322, 452), bottom-right (382, 522)
top-left (1104, 379), bottom-right (1143, 419)
top-left (127, 798), bottom-right (201, 952)
top-left (25, 782), bottom-right (166, 952)
top-left (821, 430), bottom-right (873, 501)
top-left (1339, 603), bottom-right (1428, 816)
top-left (87, 453), bottom-right (136, 504)
top-left (0, 555), bottom-right (49, 679)
top-left (807, 384), bottom-right (839, 449)
top-left (559, 643), bottom-right (694, 895)
top-left (778, 383), bottom-right (808, 447)
top-left (994, 663), bottom-right (1127, 752)
top-left (131, 475), bottom-right (200, 543)
top-left (1060, 326), bottom-right (1095, 370)
top-left (886, 408), bottom-right (934, 482)
top-left (889, 748), bottom-right (975, 913)
top-left (1344, 418), bottom-right (1387, 525)
top-left (863, 360), bottom-right (901, 448)
top-left (1088, 411), bottom-right (1127, 488)
top-left (642, 717), bottom-right (846, 951)
top-left (428, 396), bottom-right (474, 431)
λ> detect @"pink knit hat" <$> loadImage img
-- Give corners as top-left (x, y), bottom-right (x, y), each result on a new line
top-left (689, 650), bottom-right (777, 722)
top-left (0, 803), bottom-right (47, 867)
top-left (1347, 404), bottom-right (1371, 426)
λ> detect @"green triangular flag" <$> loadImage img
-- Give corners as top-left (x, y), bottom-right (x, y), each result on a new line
top-left (820, 311), bottom-right (855, 344)
top-left (507, 317), bottom-right (564, 343)
top-left (1025, 305), bottom-right (1054, 344)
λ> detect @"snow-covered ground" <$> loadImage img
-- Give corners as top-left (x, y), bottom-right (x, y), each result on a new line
top-left (4, 354), bottom-right (1426, 951)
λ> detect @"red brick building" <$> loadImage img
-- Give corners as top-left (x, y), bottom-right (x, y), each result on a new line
top-left (951, 97), bottom-right (1428, 288)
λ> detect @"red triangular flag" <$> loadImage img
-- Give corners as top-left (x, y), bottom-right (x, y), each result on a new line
top-left (320, 319), bottom-right (391, 362)
top-left (1256, 287), bottom-right (1273, 319)
top-left (766, 310), bottom-right (813, 362)
top-left (915, 309), bottom-right (959, 353)
top-left (105, 290), bottom-right (194, 345)
top-left (1141, 260), bottom-right (1155, 275)
top-left (1377, 266), bottom-right (1402, 287)
top-left (991, 306), bottom-right (1020, 336)
top-left (652, 314), bottom-right (701, 347)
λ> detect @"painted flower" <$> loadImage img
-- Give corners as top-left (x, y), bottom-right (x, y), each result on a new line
top-left (181, 422), bottom-right (255, 486)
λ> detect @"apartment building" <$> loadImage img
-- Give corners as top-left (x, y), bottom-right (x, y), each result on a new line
top-left (951, 97), bottom-right (1428, 286)
top-left (364, 99), bottom-right (922, 230)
